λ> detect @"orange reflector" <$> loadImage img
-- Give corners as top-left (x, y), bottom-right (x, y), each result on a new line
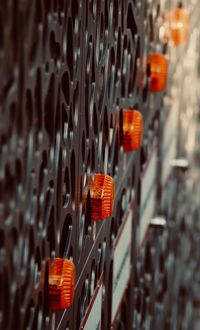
top-left (88, 174), bottom-right (114, 220)
top-left (148, 54), bottom-right (167, 92)
top-left (48, 258), bottom-right (75, 310)
top-left (123, 109), bottom-right (143, 152)
top-left (170, 8), bottom-right (189, 46)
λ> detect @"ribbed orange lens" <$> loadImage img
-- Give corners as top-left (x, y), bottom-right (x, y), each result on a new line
top-left (88, 174), bottom-right (114, 220)
top-left (148, 54), bottom-right (167, 92)
top-left (49, 258), bottom-right (75, 310)
top-left (123, 109), bottom-right (143, 152)
top-left (170, 8), bottom-right (189, 45)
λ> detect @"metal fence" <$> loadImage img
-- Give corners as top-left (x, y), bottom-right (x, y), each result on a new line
top-left (0, 1), bottom-right (200, 329)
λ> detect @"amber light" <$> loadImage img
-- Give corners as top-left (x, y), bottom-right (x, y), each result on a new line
top-left (88, 174), bottom-right (114, 220)
top-left (170, 8), bottom-right (189, 46)
top-left (48, 258), bottom-right (75, 310)
top-left (123, 109), bottom-right (143, 152)
top-left (148, 54), bottom-right (167, 92)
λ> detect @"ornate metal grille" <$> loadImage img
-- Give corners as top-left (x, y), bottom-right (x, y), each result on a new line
top-left (0, 1), bottom-right (200, 329)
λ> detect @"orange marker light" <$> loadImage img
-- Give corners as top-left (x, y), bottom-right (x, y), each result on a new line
top-left (123, 109), bottom-right (143, 152)
top-left (148, 54), bottom-right (167, 92)
top-left (48, 258), bottom-right (75, 310)
top-left (88, 174), bottom-right (114, 220)
top-left (170, 8), bottom-right (189, 45)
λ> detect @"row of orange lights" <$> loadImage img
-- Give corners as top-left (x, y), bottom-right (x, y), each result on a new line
top-left (48, 109), bottom-right (143, 310)
top-left (48, 7), bottom-right (189, 311)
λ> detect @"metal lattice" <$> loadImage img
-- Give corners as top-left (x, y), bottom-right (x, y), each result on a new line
top-left (0, 1), bottom-right (200, 329)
